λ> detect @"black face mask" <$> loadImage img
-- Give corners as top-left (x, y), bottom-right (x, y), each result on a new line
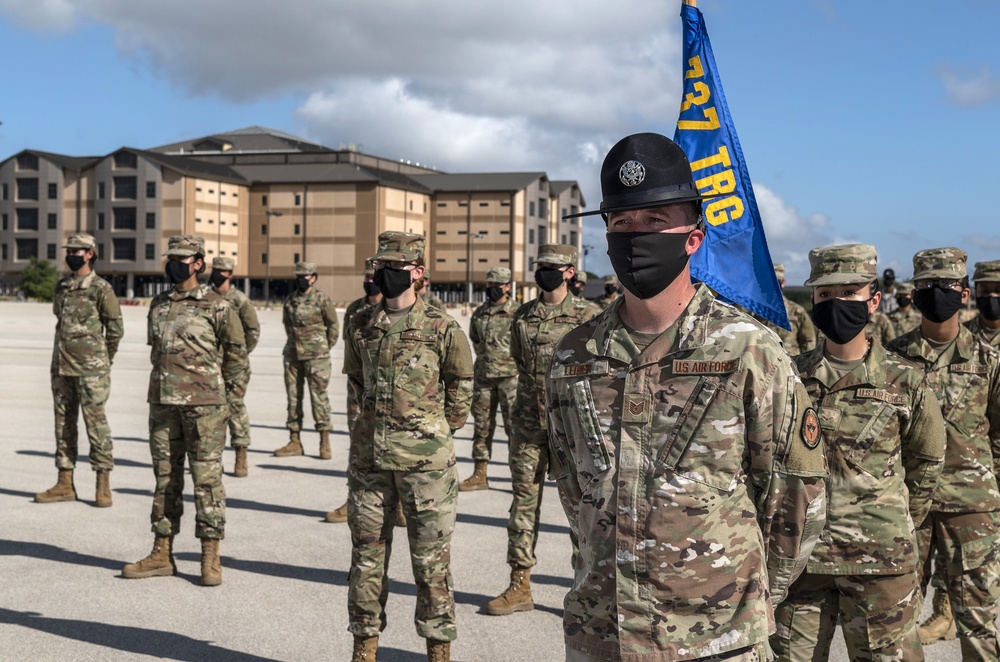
top-left (895, 296), bottom-right (911, 309)
top-left (605, 284), bottom-right (617, 296)
top-left (363, 281), bottom-right (381, 298)
top-left (373, 267), bottom-right (412, 299)
top-left (535, 267), bottom-right (565, 293)
top-left (976, 296), bottom-right (1000, 322)
top-left (65, 255), bottom-right (86, 272)
top-left (165, 260), bottom-right (191, 284)
top-left (607, 231), bottom-right (691, 299)
top-left (209, 271), bottom-right (229, 288)
top-left (295, 276), bottom-right (312, 293)
top-left (913, 288), bottom-right (964, 323)
top-left (486, 286), bottom-right (506, 302)
top-left (811, 298), bottom-right (872, 344)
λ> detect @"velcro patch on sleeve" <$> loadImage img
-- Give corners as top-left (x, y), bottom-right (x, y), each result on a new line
top-left (672, 359), bottom-right (741, 375)
top-left (855, 388), bottom-right (908, 405)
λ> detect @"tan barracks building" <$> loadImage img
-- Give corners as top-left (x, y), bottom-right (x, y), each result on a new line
top-left (0, 126), bottom-right (586, 303)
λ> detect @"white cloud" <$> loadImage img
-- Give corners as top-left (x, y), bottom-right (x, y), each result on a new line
top-left (936, 63), bottom-right (1000, 107)
top-left (0, 0), bottom-right (77, 32)
top-left (753, 183), bottom-right (833, 285)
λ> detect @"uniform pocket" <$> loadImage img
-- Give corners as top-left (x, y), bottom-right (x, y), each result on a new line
top-left (846, 402), bottom-right (898, 477)
top-left (569, 379), bottom-right (612, 475)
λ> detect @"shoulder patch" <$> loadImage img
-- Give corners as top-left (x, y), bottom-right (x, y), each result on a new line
top-left (672, 358), bottom-right (742, 375)
top-left (801, 408), bottom-right (821, 449)
top-left (950, 363), bottom-right (988, 375)
top-left (856, 388), bottom-right (908, 405)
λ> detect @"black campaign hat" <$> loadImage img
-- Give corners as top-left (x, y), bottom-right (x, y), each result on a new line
top-left (565, 132), bottom-right (717, 219)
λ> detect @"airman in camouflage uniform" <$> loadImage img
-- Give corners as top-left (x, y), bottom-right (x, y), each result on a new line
top-left (570, 270), bottom-right (588, 298)
top-left (485, 244), bottom-right (600, 617)
top-left (344, 231), bottom-right (473, 662)
top-left (887, 248), bottom-right (1000, 660)
top-left (968, 260), bottom-right (1000, 348)
top-left (420, 273), bottom-right (445, 310)
top-left (753, 263), bottom-right (816, 356)
top-left (36, 233), bottom-right (123, 508)
top-left (123, 235), bottom-right (248, 587)
top-left (547, 133), bottom-right (827, 662)
top-left (210, 257), bottom-right (259, 478)
top-left (595, 274), bottom-right (619, 309)
top-left (274, 261), bottom-right (339, 460)
top-left (868, 309), bottom-right (897, 346)
top-left (771, 244), bottom-right (945, 662)
top-left (325, 259), bottom-right (383, 525)
top-left (888, 282), bottom-right (922, 336)
top-left (459, 266), bottom-right (518, 492)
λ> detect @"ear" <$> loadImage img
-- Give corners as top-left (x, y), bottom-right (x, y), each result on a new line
top-left (962, 287), bottom-right (971, 304)
top-left (565, 266), bottom-right (576, 281)
top-left (412, 264), bottom-right (426, 281)
top-left (686, 228), bottom-right (705, 256)
top-left (868, 291), bottom-right (882, 313)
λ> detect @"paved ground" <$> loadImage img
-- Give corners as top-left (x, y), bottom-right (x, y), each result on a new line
top-left (0, 301), bottom-right (961, 661)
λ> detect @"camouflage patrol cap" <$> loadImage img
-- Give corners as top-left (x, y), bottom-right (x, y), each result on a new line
top-left (536, 244), bottom-right (577, 266)
top-left (212, 257), bottom-right (235, 271)
top-left (486, 267), bottom-right (511, 283)
top-left (913, 247), bottom-right (967, 280)
top-left (363, 258), bottom-right (376, 277)
top-left (973, 260), bottom-right (1000, 283)
top-left (773, 263), bottom-right (786, 281)
top-left (373, 231), bottom-right (424, 262)
top-left (604, 274), bottom-right (618, 286)
top-left (576, 272), bottom-right (588, 284)
top-left (163, 235), bottom-right (205, 257)
top-left (63, 233), bottom-right (96, 250)
top-left (295, 261), bottom-right (317, 276)
top-left (804, 244), bottom-right (878, 287)
top-left (895, 281), bottom-right (915, 295)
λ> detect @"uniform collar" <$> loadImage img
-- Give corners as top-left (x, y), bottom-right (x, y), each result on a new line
top-left (897, 324), bottom-right (975, 364)
top-left (373, 294), bottom-right (427, 332)
top-left (529, 291), bottom-right (578, 320)
top-left (800, 339), bottom-right (888, 390)
top-left (63, 270), bottom-right (96, 291)
top-left (168, 283), bottom-right (206, 301)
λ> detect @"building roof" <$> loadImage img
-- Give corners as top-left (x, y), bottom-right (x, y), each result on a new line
top-left (150, 125), bottom-right (332, 155)
top-left (0, 149), bottom-right (101, 172)
top-left (109, 148), bottom-right (249, 185)
top-left (232, 162), bottom-right (431, 192)
top-left (550, 180), bottom-right (586, 207)
top-left (410, 172), bottom-right (546, 193)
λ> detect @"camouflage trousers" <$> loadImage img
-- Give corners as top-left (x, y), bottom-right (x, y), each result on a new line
top-left (51, 373), bottom-right (113, 471)
top-left (566, 644), bottom-right (761, 661)
top-left (148, 403), bottom-right (227, 540)
top-left (227, 372), bottom-right (251, 448)
top-left (916, 510), bottom-right (1000, 661)
top-left (284, 356), bottom-right (331, 431)
top-left (347, 465), bottom-right (458, 642)
top-left (346, 386), bottom-right (360, 431)
top-left (771, 572), bottom-right (922, 662)
top-left (470, 374), bottom-right (517, 461)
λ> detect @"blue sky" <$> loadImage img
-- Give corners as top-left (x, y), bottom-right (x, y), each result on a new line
top-left (1, 0), bottom-right (998, 285)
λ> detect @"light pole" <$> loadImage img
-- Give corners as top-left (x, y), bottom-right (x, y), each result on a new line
top-left (582, 243), bottom-right (594, 273)
top-left (467, 232), bottom-right (485, 303)
top-left (264, 209), bottom-right (283, 301)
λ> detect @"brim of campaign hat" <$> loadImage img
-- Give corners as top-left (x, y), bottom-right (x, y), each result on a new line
top-left (563, 186), bottom-right (719, 219)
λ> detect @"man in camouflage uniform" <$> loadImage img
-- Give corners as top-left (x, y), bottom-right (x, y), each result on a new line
top-left (419, 272), bottom-right (445, 310)
top-left (274, 261), bottom-right (338, 459)
top-left (868, 308), bottom-right (897, 346)
top-left (344, 231), bottom-right (473, 662)
top-left (771, 244), bottom-right (945, 661)
top-left (887, 248), bottom-right (1000, 659)
top-left (325, 259), bottom-right (382, 524)
top-left (210, 257), bottom-right (260, 478)
top-left (570, 270), bottom-right (588, 298)
top-left (754, 262), bottom-right (816, 356)
top-left (967, 260), bottom-right (1000, 348)
top-left (595, 274), bottom-right (619, 309)
top-left (459, 267), bottom-right (518, 492)
top-left (889, 281), bottom-right (922, 336)
top-left (546, 132), bottom-right (828, 662)
top-left (36, 233), bottom-right (123, 508)
top-left (123, 235), bottom-right (248, 587)
top-left (485, 244), bottom-right (600, 616)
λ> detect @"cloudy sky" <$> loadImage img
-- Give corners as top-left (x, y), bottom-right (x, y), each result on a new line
top-left (1, 0), bottom-right (999, 284)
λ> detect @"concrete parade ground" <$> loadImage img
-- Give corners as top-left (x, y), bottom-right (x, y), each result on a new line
top-left (0, 301), bottom-right (961, 661)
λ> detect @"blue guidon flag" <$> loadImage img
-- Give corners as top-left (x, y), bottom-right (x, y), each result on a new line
top-left (673, 2), bottom-right (790, 330)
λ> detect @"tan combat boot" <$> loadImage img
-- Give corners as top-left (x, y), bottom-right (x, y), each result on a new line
top-left (485, 566), bottom-right (533, 615)
top-left (427, 639), bottom-right (450, 662)
top-left (458, 461), bottom-right (489, 492)
top-left (274, 431), bottom-right (303, 457)
top-left (351, 636), bottom-right (378, 661)
top-left (319, 430), bottom-right (332, 460)
top-left (35, 469), bottom-right (77, 503)
top-left (122, 535), bottom-right (175, 579)
top-left (233, 447), bottom-right (249, 477)
top-left (95, 470), bottom-right (112, 507)
top-left (324, 501), bottom-right (348, 523)
top-left (919, 590), bottom-right (956, 644)
top-left (200, 539), bottom-right (222, 587)
top-left (395, 501), bottom-right (407, 528)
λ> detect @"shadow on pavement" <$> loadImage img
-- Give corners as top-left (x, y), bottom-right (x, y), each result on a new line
top-left (116, 488), bottom-right (328, 519)
top-left (0, 539), bottom-right (124, 571)
top-left (0, 608), bottom-right (278, 661)
top-left (379, 648), bottom-right (427, 661)
top-left (255, 463), bottom-right (347, 479)
top-left (16, 449), bottom-right (150, 469)
top-left (0, 486), bottom-right (38, 499)
top-left (456, 512), bottom-right (571, 536)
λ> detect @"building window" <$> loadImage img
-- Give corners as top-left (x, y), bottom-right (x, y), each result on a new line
top-left (562, 207), bottom-right (567, 217)
top-left (500, 258), bottom-right (509, 263)
top-left (47, 243), bottom-right (57, 260)
top-left (261, 252), bottom-right (268, 265)
top-left (196, 187), bottom-right (202, 192)
top-left (146, 212), bottom-right (156, 229)
top-left (98, 243), bottom-right (104, 259)
top-left (458, 201), bottom-right (469, 207)
top-left (1, 183), bottom-right (7, 200)
top-left (562, 234), bottom-right (567, 244)
top-left (409, 200), bottom-right (414, 211)
top-left (17, 178), bottom-right (38, 200)
top-left (113, 207), bottom-right (137, 230)
top-left (436, 231), bottom-right (446, 235)
top-left (98, 213), bottom-right (105, 230)
top-left (261, 224), bottom-right (267, 235)
top-left (538, 226), bottom-right (547, 245)
top-left (539, 198), bottom-right (548, 218)
top-left (1, 244), bottom-right (6, 260)
top-left (499, 229), bottom-right (510, 235)
top-left (113, 238), bottom-right (136, 261)
top-left (145, 243), bottom-right (155, 260)
top-left (47, 213), bottom-right (57, 230)
top-left (294, 194), bottom-right (301, 206)
top-left (114, 176), bottom-right (137, 199)
top-left (424, 202), bottom-right (427, 212)
top-left (98, 182), bottom-right (105, 200)
top-left (1, 213), bottom-right (6, 230)
top-left (437, 202), bottom-right (447, 208)
top-left (436, 258), bottom-right (446, 263)
top-left (570, 231), bottom-right (577, 246)
top-left (146, 181), bottom-right (156, 198)
top-left (16, 208), bottom-right (38, 230)
top-left (479, 202), bottom-right (489, 207)
top-left (17, 153), bottom-right (39, 170)
top-left (294, 224), bottom-right (300, 235)
top-left (570, 205), bottom-right (579, 217)
top-left (528, 257), bottom-right (534, 269)
top-left (114, 152), bottom-right (137, 169)
top-left (16, 238), bottom-right (38, 260)
top-left (293, 252), bottom-right (300, 263)
top-left (500, 200), bottom-right (511, 207)
top-left (478, 258), bottom-right (488, 263)
top-left (261, 195), bottom-right (268, 206)
top-left (528, 229), bottom-right (535, 244)
top-left (48, 183), bottom-right (58, 200)
top-left (529, 201), bottom-right (535, 217)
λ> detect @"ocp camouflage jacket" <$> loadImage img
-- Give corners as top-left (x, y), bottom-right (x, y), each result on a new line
top-left (51, 271), bottom-right (123, 376)
top-left (470, 297), bottom-right (518, 379)
top-left (283, 288), bottom-right (338, 361)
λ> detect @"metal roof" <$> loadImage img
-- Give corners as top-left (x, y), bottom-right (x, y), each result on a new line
top-left (410, 172), bottom-right (546, 193)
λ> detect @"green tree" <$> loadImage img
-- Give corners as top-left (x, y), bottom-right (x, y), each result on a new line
top-left (20, 257), bottom-right (59, 302)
